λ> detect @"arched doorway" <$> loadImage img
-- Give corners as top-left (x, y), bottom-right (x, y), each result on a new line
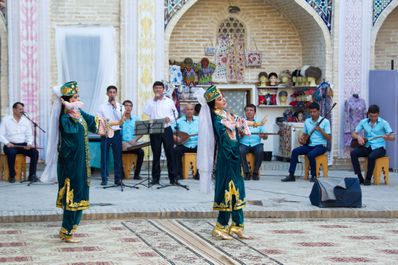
top-left (372, 1), bottom-right (398, 69)
top-left (165, 0), bottom-right (332, 83)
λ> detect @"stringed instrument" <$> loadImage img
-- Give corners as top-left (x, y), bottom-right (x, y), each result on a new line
top-left (174, 131), bottom-right (198, 145)
top-left (299, 102), bottom-right (337, 146)
top-left (350, 133), bottom-right (395, 148)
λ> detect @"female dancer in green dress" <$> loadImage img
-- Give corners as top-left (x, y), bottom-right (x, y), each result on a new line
top-left (200, 85), bottom-right (265, 240)
top-left (48, 81), bottom-right (123, 243)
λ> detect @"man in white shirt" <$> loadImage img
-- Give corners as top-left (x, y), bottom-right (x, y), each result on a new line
top-left (97, 85), bottom-right (124, 186)
top-left (144, 81), bottom-right (178, 185)
top-left (0, 102), bottom-right (39, 183)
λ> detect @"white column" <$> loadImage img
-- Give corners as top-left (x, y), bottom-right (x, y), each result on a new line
top-left (360, 0), bottom-right (373, 103)
top-left (122, 0), bottom-right (138, 110)
top-left (38, 0), bottom-right (50, 159)
top-left (337, 0), bottom-right (346, 158)
top-left (337, 0), bottom-right (373, 158)
top-left (154, 0), bottom-right (165, 81)
top-left (7, 0), bottom-right (20, 111)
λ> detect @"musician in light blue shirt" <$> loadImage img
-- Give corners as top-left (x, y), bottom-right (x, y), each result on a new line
top-left (239, 104), bottom-right (268, 180)
top-left (121, 100), bottom-right (144, 180)
top-left (351, 104), bottom-right (395, 185)
top-left (281, 102), bottom-right (331, 182)
top-left (172, 104), bottom-right (199, 179)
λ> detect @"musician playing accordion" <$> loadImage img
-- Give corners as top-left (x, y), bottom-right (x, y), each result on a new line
top-left (172, 103), bottom-right (200, 180)
top-left (281, 102), bottom-right (331, 183)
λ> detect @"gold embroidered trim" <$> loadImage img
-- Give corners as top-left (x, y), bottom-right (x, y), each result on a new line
top-left (213, 180), bottom-right (246, 211)
top-left (215, 222), bottom-right (229, 232)
top-left (94, 116), bottom-right (100, 134)
top-left (59, 229), bottom-right (72, 240)
top-left (56, 178), bottom-right (90, 211)
top-left (79, 117), bottom-right (91, 185)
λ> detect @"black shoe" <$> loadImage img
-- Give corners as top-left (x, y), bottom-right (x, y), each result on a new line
top-left (244, 173), bottom-right (251, 180)
top-left (9, 177), bottom-right (16, 183)
top-left (100, 180), bottom-right (108, 186)
top-left (151, 180), bottom-right (159, 185)
top-left (310, 176), bottom-right (316, 182)
top-left (364, 179), bottom-right (371, 186)
top-left (252, 172), bottom-right (259, 181)
top-left (281, 175), bottom-right (295, 182)
top-left (133, 175), bottom-right (142, 180)
top-left (28, 175), bottom-right (40, 182)
top-left (358, 175), bottom-right (365, 184)
top-left (193, 172), bottom-right (200, 180)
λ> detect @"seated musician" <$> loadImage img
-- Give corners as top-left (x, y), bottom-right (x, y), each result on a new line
top-left (350, 104), bottom-right (395, 185)
top-left (121, 100), bottom-right (144, 180)
top-left (0, 102), bottom-right (39, 183)
top-left (239, 104), bottom-right (267, 181)
top-left (172, 103), bottom-right (199, 179)
top-left (281, 102), bottom-right (331, 182)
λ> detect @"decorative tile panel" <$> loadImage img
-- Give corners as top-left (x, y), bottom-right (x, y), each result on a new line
top-left (373, 0), bottom-right (394, 24)
top-left (305, 0), bottom-right (333, 31)
top-left (164, 0), bottom-right (189, 28)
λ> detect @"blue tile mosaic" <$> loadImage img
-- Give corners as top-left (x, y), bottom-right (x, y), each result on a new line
top-left (373, 0), bottom-right (394, 24)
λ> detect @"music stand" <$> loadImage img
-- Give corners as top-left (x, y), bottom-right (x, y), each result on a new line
top-left (132, 119), bottom-right (164, 188)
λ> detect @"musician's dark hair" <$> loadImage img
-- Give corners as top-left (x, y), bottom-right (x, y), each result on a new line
top-left (308, 102), bottom-right (320, 110)
top-left (122, 100), bottom-right (133, 106)
top-left (368, 104), bottom-right (380, 114)
top-left (194, 103), bottom-right (201, 115)
top-left (153, 81), bottom-right (164, 89)
top-left (244, 103), bottom-right (256, 113)
top-left (12, 102), bottom-right (24, 109)
top-left (106, 85), bottom-right (117, 92)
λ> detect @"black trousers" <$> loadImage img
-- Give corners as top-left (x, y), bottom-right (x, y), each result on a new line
top-left (350, 146), bottom-right (386, 180)
top-left (3, 142), bottom-right (38, 179)
top-left (239, 143), bottom-right (263, 174)
top-left (174, 145), bottom-right (197, 178)
top-left (149, 127), bottom-right (176, 183)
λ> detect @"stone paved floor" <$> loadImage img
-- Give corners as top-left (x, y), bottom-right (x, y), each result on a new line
top-left (1, 166), bottom-right (398, 221)
top-left (1, 218), bottom-right (398, 265)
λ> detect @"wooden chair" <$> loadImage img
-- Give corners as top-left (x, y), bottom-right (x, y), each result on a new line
top-left (364, 156), bottom-right (389, 185)
top-left (182, 153), bottom-right (197, 179)
top-left (246, 153), bottom-right (255, 174)
top-left (304, 153), bottom-right (328, 180)
top-left (0, 154), bottom-right (27, 182)
top-left (122, 152), bottom-right (138, 179)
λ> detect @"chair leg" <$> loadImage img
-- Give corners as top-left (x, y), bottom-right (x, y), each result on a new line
top-left (304, 157), bottom-right (309, 180)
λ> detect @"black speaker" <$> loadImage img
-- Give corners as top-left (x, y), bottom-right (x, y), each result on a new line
top-left (309, 178), bottom-right (362, 208)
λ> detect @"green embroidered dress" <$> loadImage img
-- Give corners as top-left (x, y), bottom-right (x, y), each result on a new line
top-left (212, 112), bottom-right (246, 212)
top-left (57, 110), bottom-right (99, 211)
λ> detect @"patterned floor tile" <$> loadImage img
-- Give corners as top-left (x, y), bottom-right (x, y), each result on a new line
top-left (1, 219), bottom-right (398, 264)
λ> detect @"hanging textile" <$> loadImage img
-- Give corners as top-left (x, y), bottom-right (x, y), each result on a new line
top-left (343, 96), bottom-right (367, 146)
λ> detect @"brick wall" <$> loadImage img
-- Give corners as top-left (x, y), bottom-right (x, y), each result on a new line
top-left (375, 6), bottom-right (398, 70)
top-left (168, 0), bottom-right (304, 83)
top-left (49, 0), bottom-right (121, 88)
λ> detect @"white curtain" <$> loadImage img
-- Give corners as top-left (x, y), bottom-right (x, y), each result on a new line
top-left (56, 26), bottom-right (116, 113)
